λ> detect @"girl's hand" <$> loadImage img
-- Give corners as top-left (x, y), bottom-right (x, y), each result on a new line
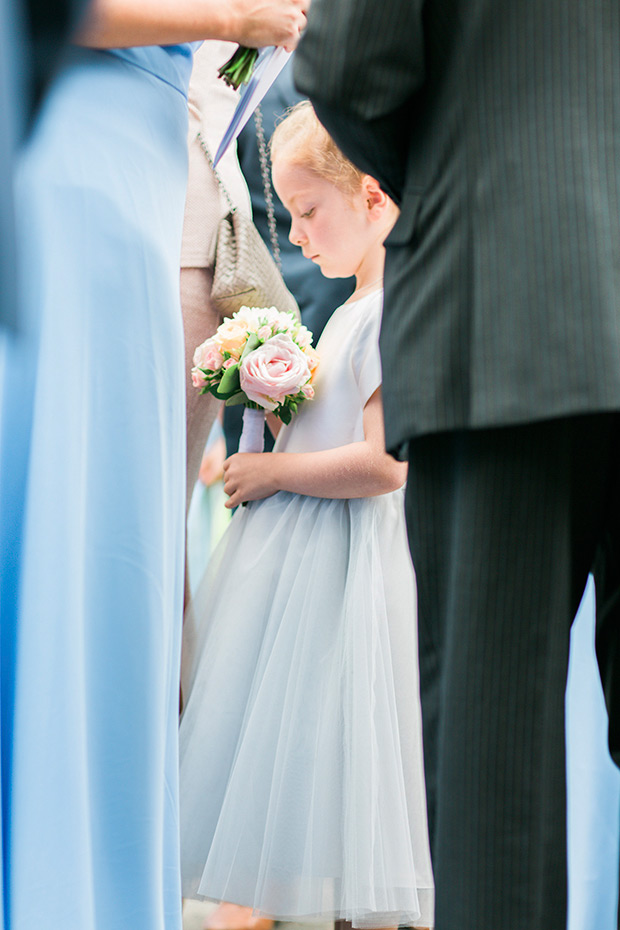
top-left (227, 0), bottom-right (309, 50)
top-left (223, 452), bottom-right (279, 509)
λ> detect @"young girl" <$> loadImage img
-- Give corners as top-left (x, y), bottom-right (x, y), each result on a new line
top-left (179, 101), bottom-right (434, 930)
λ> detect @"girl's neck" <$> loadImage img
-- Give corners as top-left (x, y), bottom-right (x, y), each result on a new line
top-left (345, 253), bottom-right (385, 304)
top-left (345, 276), bottom-right (383, 304)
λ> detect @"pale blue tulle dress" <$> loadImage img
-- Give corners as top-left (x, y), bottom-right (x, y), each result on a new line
top-left (180, 292), bottom-right (435, 929)
top-left (0, 43), bottom-right (196, 930)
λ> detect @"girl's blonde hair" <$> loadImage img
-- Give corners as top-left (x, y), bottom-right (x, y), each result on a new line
top-left (270, 100), bottom-right (364, 197)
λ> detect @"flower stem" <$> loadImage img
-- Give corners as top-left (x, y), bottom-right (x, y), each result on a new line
top-left (218, 46), bottom-right (259, 90)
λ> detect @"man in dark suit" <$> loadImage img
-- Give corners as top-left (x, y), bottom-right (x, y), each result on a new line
top-left (295, 2), bottom-right (620, 928)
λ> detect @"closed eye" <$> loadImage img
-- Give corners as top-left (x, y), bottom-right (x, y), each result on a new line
top-left (301, 207), bottom-right (315, 218)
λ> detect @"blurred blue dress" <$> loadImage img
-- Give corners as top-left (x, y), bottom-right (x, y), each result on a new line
top-left (566, 577), bottom-right (620, 929)
top-left (1, 43), bottom-right (196, 930)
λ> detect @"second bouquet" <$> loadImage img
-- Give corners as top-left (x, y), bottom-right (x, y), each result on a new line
top-left (192, 306), bottom-right (319, 452)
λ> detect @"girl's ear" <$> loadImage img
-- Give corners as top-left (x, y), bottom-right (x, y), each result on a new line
top-left (362, 175), bottom-right (388, 216)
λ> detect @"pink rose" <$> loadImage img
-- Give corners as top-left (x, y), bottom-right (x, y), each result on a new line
top-left (301, 383), bottom-right (315, 399)
top-left (257, 325), bottom-right (273, 342)
top-left (223, 357), bottom-right (237, 369)
top-left (193, 338), bottom-right (224, 372)
top-left (240, 334), bottom-right (311, 411)
top-left (191, 368), bottom-right (207, 388)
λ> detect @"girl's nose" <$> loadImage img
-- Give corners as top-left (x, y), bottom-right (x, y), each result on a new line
top-left (289, 222), bottom-right (306, 246)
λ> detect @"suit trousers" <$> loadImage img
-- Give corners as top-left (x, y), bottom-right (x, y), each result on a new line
top-left (405, 413), bottom-right (620, 930)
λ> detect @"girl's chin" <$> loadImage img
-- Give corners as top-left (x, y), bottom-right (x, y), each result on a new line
top-left (310, 256), bottom-right (353, 280)
top-left (314, 264), bottom-right (344, 279)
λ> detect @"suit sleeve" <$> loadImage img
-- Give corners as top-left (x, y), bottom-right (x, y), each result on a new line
top-left (294, 0), bottom-right (426, 204)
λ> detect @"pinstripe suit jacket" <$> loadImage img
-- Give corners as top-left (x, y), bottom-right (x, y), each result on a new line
top-left (295, 0), bottom-right (620, 454)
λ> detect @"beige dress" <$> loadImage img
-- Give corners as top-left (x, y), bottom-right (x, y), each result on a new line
top-left (181, 41), bottom-right (253, 512)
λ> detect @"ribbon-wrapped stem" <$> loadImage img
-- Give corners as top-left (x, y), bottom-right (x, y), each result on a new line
top-left (238, 406), bottom-right (265, 453)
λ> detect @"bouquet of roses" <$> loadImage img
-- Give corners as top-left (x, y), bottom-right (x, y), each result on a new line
top-left (192, 306), bottom-right (319, 452)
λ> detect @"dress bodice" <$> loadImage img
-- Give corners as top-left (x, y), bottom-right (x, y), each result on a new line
top-left (274, 290), bottom-right (383, 455)
top-left (107, 42), bottom-right (201, 96)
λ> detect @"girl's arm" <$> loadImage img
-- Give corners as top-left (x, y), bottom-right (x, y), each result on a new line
top-left (222, 387), bottom-right (407, 509)
top-left (77, 0), bottom-right (308, 50)
top-left (266, 412), bottom-right (283, 439)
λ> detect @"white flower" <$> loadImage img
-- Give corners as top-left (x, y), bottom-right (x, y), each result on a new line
top-left (233, 306), bottom-right (263, 332)
top-left (294, 326), bottom-right (313, 349)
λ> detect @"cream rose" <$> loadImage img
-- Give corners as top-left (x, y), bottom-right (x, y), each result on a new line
top-left (239, 334), bottom-right (311, 411)
top-left (215, 318), bottom-right (249, 358)
top-left (304, 347), bottom-right (320, 382)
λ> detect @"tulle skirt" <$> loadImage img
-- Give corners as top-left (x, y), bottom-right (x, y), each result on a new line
top-left (179, 488), bottom-right (434, 928)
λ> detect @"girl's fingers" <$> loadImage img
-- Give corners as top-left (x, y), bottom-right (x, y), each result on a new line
top-left (224, 482), bottom-right (238, 507)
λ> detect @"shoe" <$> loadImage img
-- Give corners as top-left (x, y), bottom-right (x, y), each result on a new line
top-left (203, 903), bottom-right (275, 930)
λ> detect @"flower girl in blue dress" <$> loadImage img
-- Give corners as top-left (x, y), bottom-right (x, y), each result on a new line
top-left (179, 102), bottom-right (434, 930)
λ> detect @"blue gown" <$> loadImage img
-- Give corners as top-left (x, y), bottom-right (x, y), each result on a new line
top-left (566, 577), bottom-right (620, 929)
top-left (1, 43), bottom-right (195, 930)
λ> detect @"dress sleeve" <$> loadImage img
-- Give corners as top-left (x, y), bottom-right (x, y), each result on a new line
top-left (352, 302), bottom-right (383, 407)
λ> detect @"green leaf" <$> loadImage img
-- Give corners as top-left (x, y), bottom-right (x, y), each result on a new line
top-left (240, 332), bottom-right (260, 361)
top-left (278, 407), bottom-right (292, 425)
top-left (225, 391), bottom-right (248, 407)
top-left (219, 364), bottom-right (241, 396)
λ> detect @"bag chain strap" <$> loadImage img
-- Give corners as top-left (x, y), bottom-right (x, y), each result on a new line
top-left (253, 106), bottom-right (282, 272)
top-left (197, 131), bottom-right (238, 216)
top-left (197, 109), bottom-right (282, 273)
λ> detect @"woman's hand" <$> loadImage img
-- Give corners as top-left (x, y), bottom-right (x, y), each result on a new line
top-left (223, 452), bottom-right (280, 509)
top-left (227, 0), bottom-right (309, 51)
top-left (198, 436), bottom-right (227, 487)
top-left (76, 0), bottom-right (309, 51)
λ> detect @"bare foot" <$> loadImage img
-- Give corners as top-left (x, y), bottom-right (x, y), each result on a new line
top-left (203, 903), bottom-right (275, 930)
